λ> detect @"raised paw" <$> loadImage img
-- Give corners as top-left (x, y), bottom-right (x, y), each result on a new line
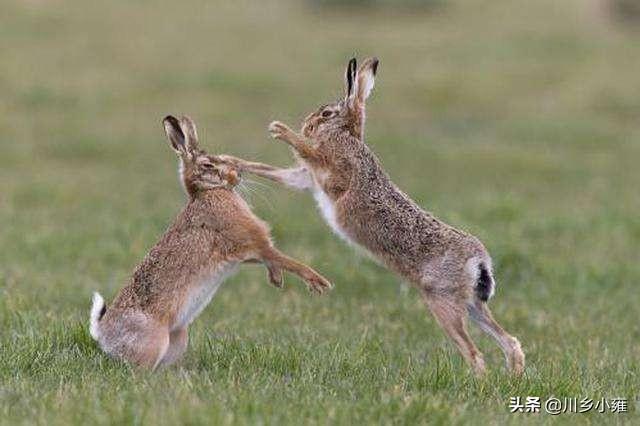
top-left (304, 272), bottom-right (333, 295)
top-left (268, 121), bottom-right (297, 144)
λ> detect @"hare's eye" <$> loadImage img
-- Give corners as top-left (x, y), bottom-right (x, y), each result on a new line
top-left (321, 109), bottom-right (333, 118)
top-left (202, 163), bottom-right (215, 170)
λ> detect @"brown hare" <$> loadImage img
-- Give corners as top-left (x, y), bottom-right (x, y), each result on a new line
top-left (219, 58), bottom-right (525, 375)
top-left (89, 115), bottom-right (332, 369)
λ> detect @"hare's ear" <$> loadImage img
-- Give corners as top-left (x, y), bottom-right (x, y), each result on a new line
top-left (344, 57), bottom-right (357, 99)
top-left (354, 57), bottom-right (379, 104)
top-left (163, 115), bottom-right (198, 158)
top-left (163, 115), bottom-right (186, 155)
top-left (179, 115), bottom-right (199, 149)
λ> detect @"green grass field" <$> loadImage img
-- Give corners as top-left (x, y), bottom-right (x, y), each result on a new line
top-left (1, 0), bottom-right (639, 424)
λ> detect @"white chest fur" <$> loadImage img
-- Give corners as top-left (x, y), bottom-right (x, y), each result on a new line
top-left (309, 172), bottom-right (377, 261)
top-left (173, 262), bottom-right (238, 330)
top-left (312, 186), bottom-right (351, 243)
top-left (309, 169), bottom-right (352, 242)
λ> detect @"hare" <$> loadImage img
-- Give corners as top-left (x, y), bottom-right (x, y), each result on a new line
top-left (89, 115), bottom-right (332, 369)
top-left (218, 58), bottom-right (524, 375)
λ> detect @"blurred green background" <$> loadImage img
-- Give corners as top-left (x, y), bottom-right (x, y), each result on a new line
top-left (1, 0), bottom-right (639, 424)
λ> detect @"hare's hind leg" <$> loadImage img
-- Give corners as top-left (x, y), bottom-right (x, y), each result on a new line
top-left (422, 292), bottom-right (486, 376)
top-left (125, 324), bottom-right (169, 370)
top-left (468, 301), bottom-right (525, 375)
top-left (158, 327), bottom-right (189, 367)
top-left (101, 315), bottom-right (170, 369)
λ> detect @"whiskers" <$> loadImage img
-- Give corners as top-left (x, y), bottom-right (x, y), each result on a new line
top-left (236, 178), bottom-right (276, 211)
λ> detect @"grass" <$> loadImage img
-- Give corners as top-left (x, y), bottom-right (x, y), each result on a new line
top-left (1, 0), bottom-right (639, 424)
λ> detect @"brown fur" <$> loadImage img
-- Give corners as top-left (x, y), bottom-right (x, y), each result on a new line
top-left (219, 58), bottom-right (524, 375)
top-left (90, 115), bottom-right (331, 369)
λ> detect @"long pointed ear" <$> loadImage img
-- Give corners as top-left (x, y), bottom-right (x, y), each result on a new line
top-left (163, 115), bottom-right (188, 156)
top-left (354, 57), bottom-right (379, 104)
top-left (179, 115), bottom-right (199, 150)
top-left (163, 115), bottom-right (199, 158)
top-left (344, 57), bottom-right (357, 99)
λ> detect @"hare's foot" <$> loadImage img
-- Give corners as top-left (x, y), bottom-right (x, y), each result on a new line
top-left (423, 293), bottom-right (486, 376)
top-left (302, 270), bottom-right (332, 295)
top-left (468, 301), bottom-right (525, 375)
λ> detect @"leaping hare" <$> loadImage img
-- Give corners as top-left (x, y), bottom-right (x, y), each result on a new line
top-left (219, 58), bottom-right (524, 375)
top-left (89, 115), bottom-right (332, 369)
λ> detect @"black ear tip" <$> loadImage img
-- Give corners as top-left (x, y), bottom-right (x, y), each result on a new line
top-left (371, 58), bottom-right (379, 75)
top-left (163, 115), bottom-right (179, 127)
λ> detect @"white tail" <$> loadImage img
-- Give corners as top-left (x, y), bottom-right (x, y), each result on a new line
top-left (89, 292), bottom-right (105, 340)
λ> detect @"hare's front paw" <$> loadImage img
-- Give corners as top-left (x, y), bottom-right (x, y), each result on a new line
top-left (268, 121), bottom-right (296, 143)
top-left (305, 273), bottom-right (333, 295)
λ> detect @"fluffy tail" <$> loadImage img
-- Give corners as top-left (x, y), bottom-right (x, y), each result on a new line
top-left (89, 292), bottom-right (106, 340)
top-left (475, 263), bottom-right (495, 302)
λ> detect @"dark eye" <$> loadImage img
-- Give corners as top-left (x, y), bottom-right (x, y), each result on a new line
top-left (321, 109), bottom-right (333, 118)
top-left (202, 162), bottom-right (215, 170)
